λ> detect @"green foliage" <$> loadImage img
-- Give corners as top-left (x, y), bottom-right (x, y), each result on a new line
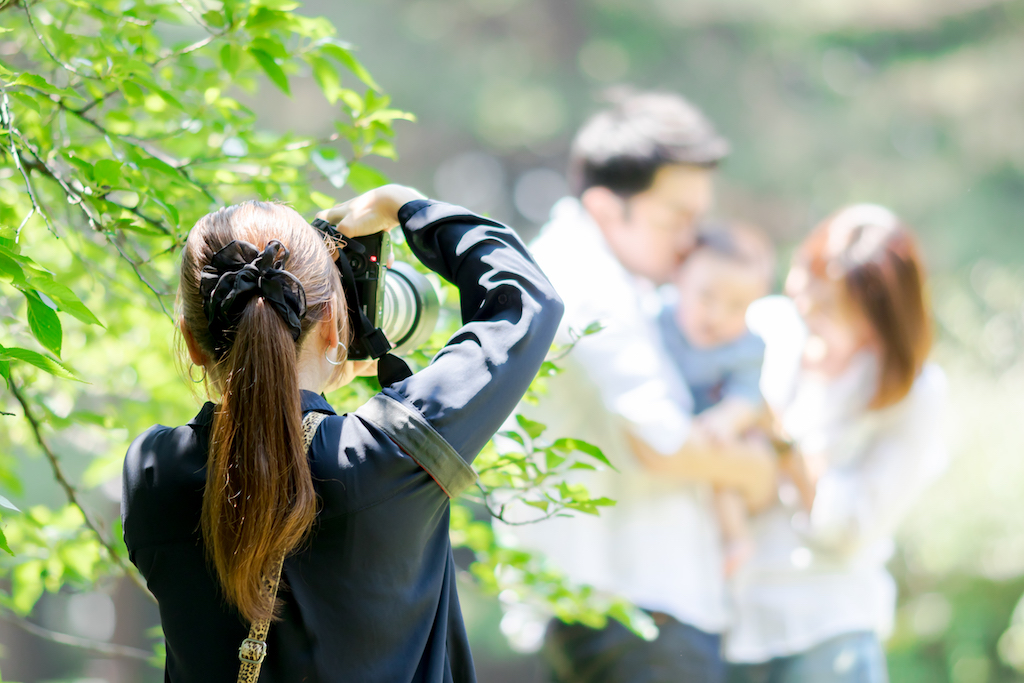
top-left (885, 262), bottom-right (1024, 681)
top-left (1, 505), bottom-right (108, 615)
top-left (887, 574), bottom-right (1024, 683)
top-left (449, 500), bottom-right (654, 638)
top-left (0, 0), bottom-right (415, 628)
top-left (0, 1), bottom-right (621, 673)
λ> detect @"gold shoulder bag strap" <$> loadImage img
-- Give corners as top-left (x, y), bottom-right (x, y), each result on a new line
top-left (237, 411), bottom-right (328, 683)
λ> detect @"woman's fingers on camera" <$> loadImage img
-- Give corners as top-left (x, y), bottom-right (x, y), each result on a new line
top-left (317, 192), bottom-right (390, 238)
top-left (316, 199), bottom-right (354, 226)
top-left (316, 185), bottom-right (425, 238)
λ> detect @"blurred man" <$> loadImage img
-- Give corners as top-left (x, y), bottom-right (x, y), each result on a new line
top-left (509, 91), bottom-right (776, 683)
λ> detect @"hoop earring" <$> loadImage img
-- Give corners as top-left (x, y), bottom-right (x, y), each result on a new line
top-left (325, 341), bottom-right (348, 366)
top-left (188, 364), bottom-right (207, 384)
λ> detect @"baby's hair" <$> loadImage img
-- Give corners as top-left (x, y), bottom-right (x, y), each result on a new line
top-left (691, 219), bottom-right (776, 289)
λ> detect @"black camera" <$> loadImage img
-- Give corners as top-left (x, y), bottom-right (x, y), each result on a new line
top-left (344, 232), bottom-right (389, 359)
top-left (312, 220), bottom-right (439, 361)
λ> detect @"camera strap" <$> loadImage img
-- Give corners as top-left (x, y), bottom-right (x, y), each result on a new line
top-left (355, 392), bottom-right (478, 499)
top-left (311, 218), bottom-right (413, 388)
top-left (237, 411), bottom-right (328, 683)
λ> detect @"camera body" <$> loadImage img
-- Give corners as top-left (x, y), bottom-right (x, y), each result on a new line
top-left (312, 219), bottom-right (439, 361)
top-left (344, 232), bottom-right (390, 360)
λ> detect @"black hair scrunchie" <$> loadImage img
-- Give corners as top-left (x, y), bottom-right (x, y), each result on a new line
top-left (199, 239), bottom-right (307, 357)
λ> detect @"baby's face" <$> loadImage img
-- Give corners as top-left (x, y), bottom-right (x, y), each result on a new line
top-left (675, 251), bottom-right (767, 349)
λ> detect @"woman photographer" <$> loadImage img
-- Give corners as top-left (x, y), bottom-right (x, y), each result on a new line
top-left (725, 205), bottom-right (948, 682)
top-left (121, 184), bottom-right (563, 682)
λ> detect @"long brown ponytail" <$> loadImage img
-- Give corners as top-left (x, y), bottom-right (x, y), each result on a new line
top-left (178, 201), bottom-right (347, 622)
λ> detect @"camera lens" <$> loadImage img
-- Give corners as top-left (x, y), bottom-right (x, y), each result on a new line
top-left (382, 262), bottom-right (440, 356)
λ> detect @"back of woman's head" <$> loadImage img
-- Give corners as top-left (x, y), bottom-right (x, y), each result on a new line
top-left (178, 200), bottom-right (346, 622)
top-left (798, 204), bottom-right (932, 409)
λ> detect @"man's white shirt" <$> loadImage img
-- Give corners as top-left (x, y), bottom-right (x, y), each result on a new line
top-left (500, 198), bottom-right (729, 640)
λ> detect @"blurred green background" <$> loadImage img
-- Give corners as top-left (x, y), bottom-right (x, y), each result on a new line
top-left (2, 0), bottom-right (1023, 680)
top-left (291, 1), bottom-right (1024, 681)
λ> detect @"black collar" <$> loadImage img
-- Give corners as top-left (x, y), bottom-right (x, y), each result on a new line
top-left (187, 390), bottom-right (337, 428)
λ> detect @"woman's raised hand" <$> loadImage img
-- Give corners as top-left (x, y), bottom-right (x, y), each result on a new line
top-left (316, 184), bottom-right (426, 238)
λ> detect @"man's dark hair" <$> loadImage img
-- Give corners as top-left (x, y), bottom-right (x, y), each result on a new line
top-left (568, 89), bottom-right (729, 197)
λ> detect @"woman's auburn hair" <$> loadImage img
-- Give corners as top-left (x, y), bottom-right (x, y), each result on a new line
top-left (798, 204), bottom-right (933, 410)
top-left (178, 200), bottom-right (347, 623)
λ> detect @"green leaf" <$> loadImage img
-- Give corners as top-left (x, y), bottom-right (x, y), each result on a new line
top-left (121, 79), bottom-right (145, 106)
top-left (307, 54), bottom-right (342, 104)
top-left (346, 162), bottom-right (388, 194)
top-left (363, 108), bottom-right (416, 124)
top-left (10, 90), bottom-right (42, 114)
top-left (132, 75), bottom-right (184, 110)
top-left (12, 560), bottom-right (43, 613)
top-left (0, 526), bottom-right (13, 557)
top-left (0, 346), bottom-right (82, 381)
top-left (220, 43), bottom-right (242, 75)
top-left (524, 500), bottom-right (550, 512)
top-left (25, 291), bottom-right (63, 357)
top-left (501, 429), bottom-right (526, 448)
top-left (0, 359), bottom-right (9, 385)
top-left (245, 7), bottom-right (292, 33)
top-left (552, 438), bottom-right (615, 469)
top-left (249, 48), bottom-right (290, 96)
top-left (320, 43), bottom-right (381, 92)
top-left (201, 9), bottom-right (225, 27)
top-left (0, 250), bottom-right (25, 284)
top-left (93, 159), bottom-right (123, 188)
top-left (11, 73), bottom-right (80, 98)
top-left (251, 36), bottom-right (288, 59)
top-left (516, 413), bottom-right (546, 440)
top-left (57, 299), bottom-right (102, 327)
top-left (25, 275), bottom-right (102, 326)
top-left (64, 154), bottom-right (95, 181)
top-left (336, 89), bottom-right (364, 114)
top-left (137, 157), bottom-right (187, 184)
top-left (310, 191), bottom-right (337, 210)
top-left (369, 139), bottom-right (398, 160)
top-left (545, 449), bottom-right (566, 470)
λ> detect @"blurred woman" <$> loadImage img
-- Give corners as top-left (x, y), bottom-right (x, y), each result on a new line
top-left (726, 205), bottom-right (948, 683)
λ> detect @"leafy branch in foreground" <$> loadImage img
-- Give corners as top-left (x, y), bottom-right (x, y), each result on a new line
top-left (0, 0), bottom-right (412, 649)
top-left (0, 1), bottom-right (635, 671)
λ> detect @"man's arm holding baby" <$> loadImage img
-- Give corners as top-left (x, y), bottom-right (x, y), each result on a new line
top-left (627, 429), bottom-right (777, 510)
top-left (694, 396), bottom-right (764, 443)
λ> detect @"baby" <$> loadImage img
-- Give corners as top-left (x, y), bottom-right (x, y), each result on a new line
top-left (657, 220), bottom-right (775, 576)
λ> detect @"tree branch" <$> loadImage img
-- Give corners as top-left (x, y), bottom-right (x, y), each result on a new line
top-left (24, 3), bottom-right (102, 81)
top-left (13, 137), bottom-right (175, 317)
top-left (3, 611), bottom-right (154, 660)
top-left (8, 378), bottom-right (156, 603)
top-left (477, 483), bottom-right (569, 526)
top-left (50, 95), bottom-right (219, 205)
top-left (1, 87), bottom-right (58, 238)
top-left (77, 89), bottom-right (120, 117)
top-left (107, 234), bottom-right (173, 316)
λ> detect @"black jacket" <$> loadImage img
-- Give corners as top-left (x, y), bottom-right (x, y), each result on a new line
top-left (122, 199), bottom-right (564, 682)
